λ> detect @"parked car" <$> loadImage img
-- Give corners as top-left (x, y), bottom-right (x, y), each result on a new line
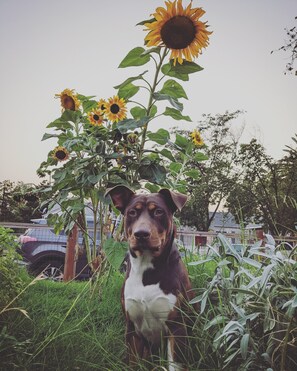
top-left (18, 218), bottom-right (101, 280)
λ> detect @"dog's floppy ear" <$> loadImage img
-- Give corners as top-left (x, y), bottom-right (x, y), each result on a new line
top-left (158, 189), bottom-right (188, 213)
top-left (105, 185), bottom-right (135, 214)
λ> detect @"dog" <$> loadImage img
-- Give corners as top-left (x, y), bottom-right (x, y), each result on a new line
top-left (106, 185), bottom-right (194, 370)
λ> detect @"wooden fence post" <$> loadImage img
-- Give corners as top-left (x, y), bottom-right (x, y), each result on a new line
top-left (63, 223), bottom-right (78, 282)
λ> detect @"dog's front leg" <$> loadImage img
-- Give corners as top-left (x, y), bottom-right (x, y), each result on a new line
top-left (125, 319), bottom-right (145, 367)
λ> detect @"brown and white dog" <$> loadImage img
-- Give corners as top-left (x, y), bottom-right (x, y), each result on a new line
top-left (106, 185), bottom-right (194, 370)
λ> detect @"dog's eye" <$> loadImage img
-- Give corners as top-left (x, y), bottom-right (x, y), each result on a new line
top-left (128, 209), bottom-right (137, 217)
top-left (154, 208), bottom-right (164, 217)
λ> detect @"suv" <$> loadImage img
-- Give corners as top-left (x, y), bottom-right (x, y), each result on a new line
top-left (19, 218), bottom-right (100, 280)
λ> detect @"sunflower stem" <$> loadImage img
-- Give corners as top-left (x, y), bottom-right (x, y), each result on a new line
top-left (138, 48), bottom-right (168, 162)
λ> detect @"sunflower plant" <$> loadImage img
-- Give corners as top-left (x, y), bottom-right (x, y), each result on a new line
top-left (38, 0), bottom-right (211, 275)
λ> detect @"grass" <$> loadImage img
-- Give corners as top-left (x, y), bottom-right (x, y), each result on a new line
top-left (1, 271), bottom-right (127, 371)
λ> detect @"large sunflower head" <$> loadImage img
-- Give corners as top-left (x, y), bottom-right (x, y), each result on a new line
top-left (145, 0), bottom-right (212, 65)
top-left (52, 146), bottom-right (70, 162)
top-left (55, 89), bottom-right (80, 111)
top-left (105, 96), bottom-right (127, 123)
top-left (190, 129), bottom-right (204, 146)
top-left (87, 109), bottom-right (105, 126)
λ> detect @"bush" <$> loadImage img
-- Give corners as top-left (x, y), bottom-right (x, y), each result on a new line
top-left (189, 234), bottom-right (297, 370)
top-left (0, 227), bottom-right (28, 310)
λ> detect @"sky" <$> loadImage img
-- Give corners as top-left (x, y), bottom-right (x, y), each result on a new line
top-left (0, 0), bottom-right (296, 185)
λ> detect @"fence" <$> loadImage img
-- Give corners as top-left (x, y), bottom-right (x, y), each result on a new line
top-left (1, 222), bottom-right (296, 248)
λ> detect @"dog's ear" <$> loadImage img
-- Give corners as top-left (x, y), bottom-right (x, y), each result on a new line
top-left (158, 189), bottom-right (188, 213)
top-left (105, 185), bottom-right (135, 214)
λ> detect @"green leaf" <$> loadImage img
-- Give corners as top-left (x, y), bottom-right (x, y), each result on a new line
top-left (118, 47), bottom-right (150, 68)
top-left (46, 118), bottom-right (73, 130)
top-left (169, 162), bottom-right (182, 174)
top-left (130, 107), bottom-right (146, 120)
top-left (145, 182), bottom-right (160, 193)
top-left (118, 82), bottom-right (139, 100)
top-left (175, 133), bottom-right (189, 149)
top-left (61, 109), bottom-right (82, 124)
top-left (163, 107), bottom-right (191, 121)
top-left (82, 99), bottom-right (98, 113)
top-left (141, 47), bottom-right (161, 56)
top-left (117, 117), bottom-right (149, 134)
top-left (138, 162), bottom-right (166, 184)
top-left (159, 148), bottom-right (175, 162)
top-left (149, 105), bottom-right (157, 117)
top-left (103, 238), bottom-right (128, 270)
top-left (240, 334), bottom-right (250, 360)
top-left (114, 71), bottom-right (148, 89)
top-left (153, 92), bottom-right (183, 111)
top-left (162, 63), bottom-right (189, 81)
top-left (170, 60), bottom-right (203, 74)
top-left (194, 152), bottom-right (208, 161)
top-left (87, 172), bottom-right (108, 184)
top-left (42, 133), bottom-right (59, 141)
top-left (136, 18), bottom-right (155, 26)
top-left (184, 169), bottom-right (200, 179)
top-left (159, 79), bottom-right (188, 99)
top-left (147, 128), bottom-right (170, 145)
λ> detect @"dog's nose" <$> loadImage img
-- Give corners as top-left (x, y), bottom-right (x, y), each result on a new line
top-left (134, 229), bottom-right (150, 240)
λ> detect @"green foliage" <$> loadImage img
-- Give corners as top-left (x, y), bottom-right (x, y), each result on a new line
top-left (0, 227), bottom-right (28, 310)
top-left (227, 135), bottom-right (297, 235)
top-left (189, 235), bottom-right (297, 370)
top-left (0, 180), bottom-right (47, 222)
top-left (38, 24), bottom-right (207, 275)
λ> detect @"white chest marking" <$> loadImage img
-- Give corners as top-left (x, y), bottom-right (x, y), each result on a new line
top-left (124, 252), bottom-right (177, 344)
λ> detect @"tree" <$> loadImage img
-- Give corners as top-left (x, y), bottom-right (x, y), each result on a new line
top-left (178, 110), bottom-right (244, 231)
top-left (226, 136), bottom-right (297, 235)
top-left (272, 16), bottom-right (297, 75)
top-left (0, 181), bottom-right (46, 222)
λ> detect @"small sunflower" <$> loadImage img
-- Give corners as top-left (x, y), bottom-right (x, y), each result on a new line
top-left (105, 96), bottom-right (127, 123)
top-left (55, 89), bottom-right (80, 111)
top-left (52, 146), bottom-right (70, 162)
top-left (87, 109), bottom-right (105, 126)
top-left (145, 0), bottom-right (211, 65)
top-left (190, 129), bottom-right (204, 146)
top-left (97, 98), bottom-right (107, 112)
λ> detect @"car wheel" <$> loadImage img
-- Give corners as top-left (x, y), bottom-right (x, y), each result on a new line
top-left (33, 260), bottom-right (64, 281)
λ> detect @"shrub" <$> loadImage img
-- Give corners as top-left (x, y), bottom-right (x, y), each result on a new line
top-left (189, 234), bottom-right (297, 370)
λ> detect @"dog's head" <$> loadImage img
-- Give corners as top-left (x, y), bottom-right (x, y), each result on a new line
top-left (106, 185), bottom-right (187, 257)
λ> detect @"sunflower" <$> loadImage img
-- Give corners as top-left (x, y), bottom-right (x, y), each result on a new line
top-left (55, 89), bottom-right (80, 111)
top-left (52, 146), bottom-right (70, 161)
top-left (190, 129), bottom-right (204, 146)
top-left (97, 98), bottom-right (107, 112)
top-left (105, 96), bottom-right (127, 123)
top-left (145, 0), bottom-right (211, 65)
top-left (87, 109), bottom-right (105, 126)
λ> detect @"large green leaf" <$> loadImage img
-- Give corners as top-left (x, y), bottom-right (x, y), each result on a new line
top-left (61, 109), bottom-right (82, 124)
top-left (175, 133), bottom-right (189, 149)
top-left (118, 82), bottom-right (139, 100)
top-left (159, 148), bottom-right (175, 162)
top-left (163, 107), bottom-right (191, 121)
top-left (82, 99), bottom-right (98, 113)
top-left (114, 71), bottom-right (148, 89)
top-left (153, 92), bottom-right (183, 111)
top-left (46, 118), bottom-right (73, 130)
top-left (170, 61), bottom-right (203, 74)
top-left (184, 169), bottom-right (200, 179)
top-left (169, 162), bottom-right (182, 174)
top-left (42, 133), bottom-right (59, 141)
top-left (117, 117), bottom-right (149, 134)
top-left (103, 238), bottom-right (128, 270)
top-left (130, 106), bottom-right (146, 119)
top-left (138, 162), bottom-right (166, 184)
top-left (118, 47), bottom-right (150, 68)
top-left (194, 152), bottom-right (208, 161)
top-left (162, 63), bottom-right (189, 81)
top-left (159, 79), bottom-right (188, 99)
top-left (147, 128), bottom-right (170, 145)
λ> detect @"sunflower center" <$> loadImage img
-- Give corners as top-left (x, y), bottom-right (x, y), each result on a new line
top-left (110, 104), bottom-right (120, 114)
top-left (56, 150), bottom-right (67, 160)
top-left (161, 16), bottom-right (196, 49)
top-left (62, 95), bottom-right (75, 110)
top-left (93, 114), bottom-right (100, 121)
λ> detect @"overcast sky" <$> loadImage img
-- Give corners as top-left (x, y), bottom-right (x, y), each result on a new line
top-left (0, 0), bottom-right (296, 184)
